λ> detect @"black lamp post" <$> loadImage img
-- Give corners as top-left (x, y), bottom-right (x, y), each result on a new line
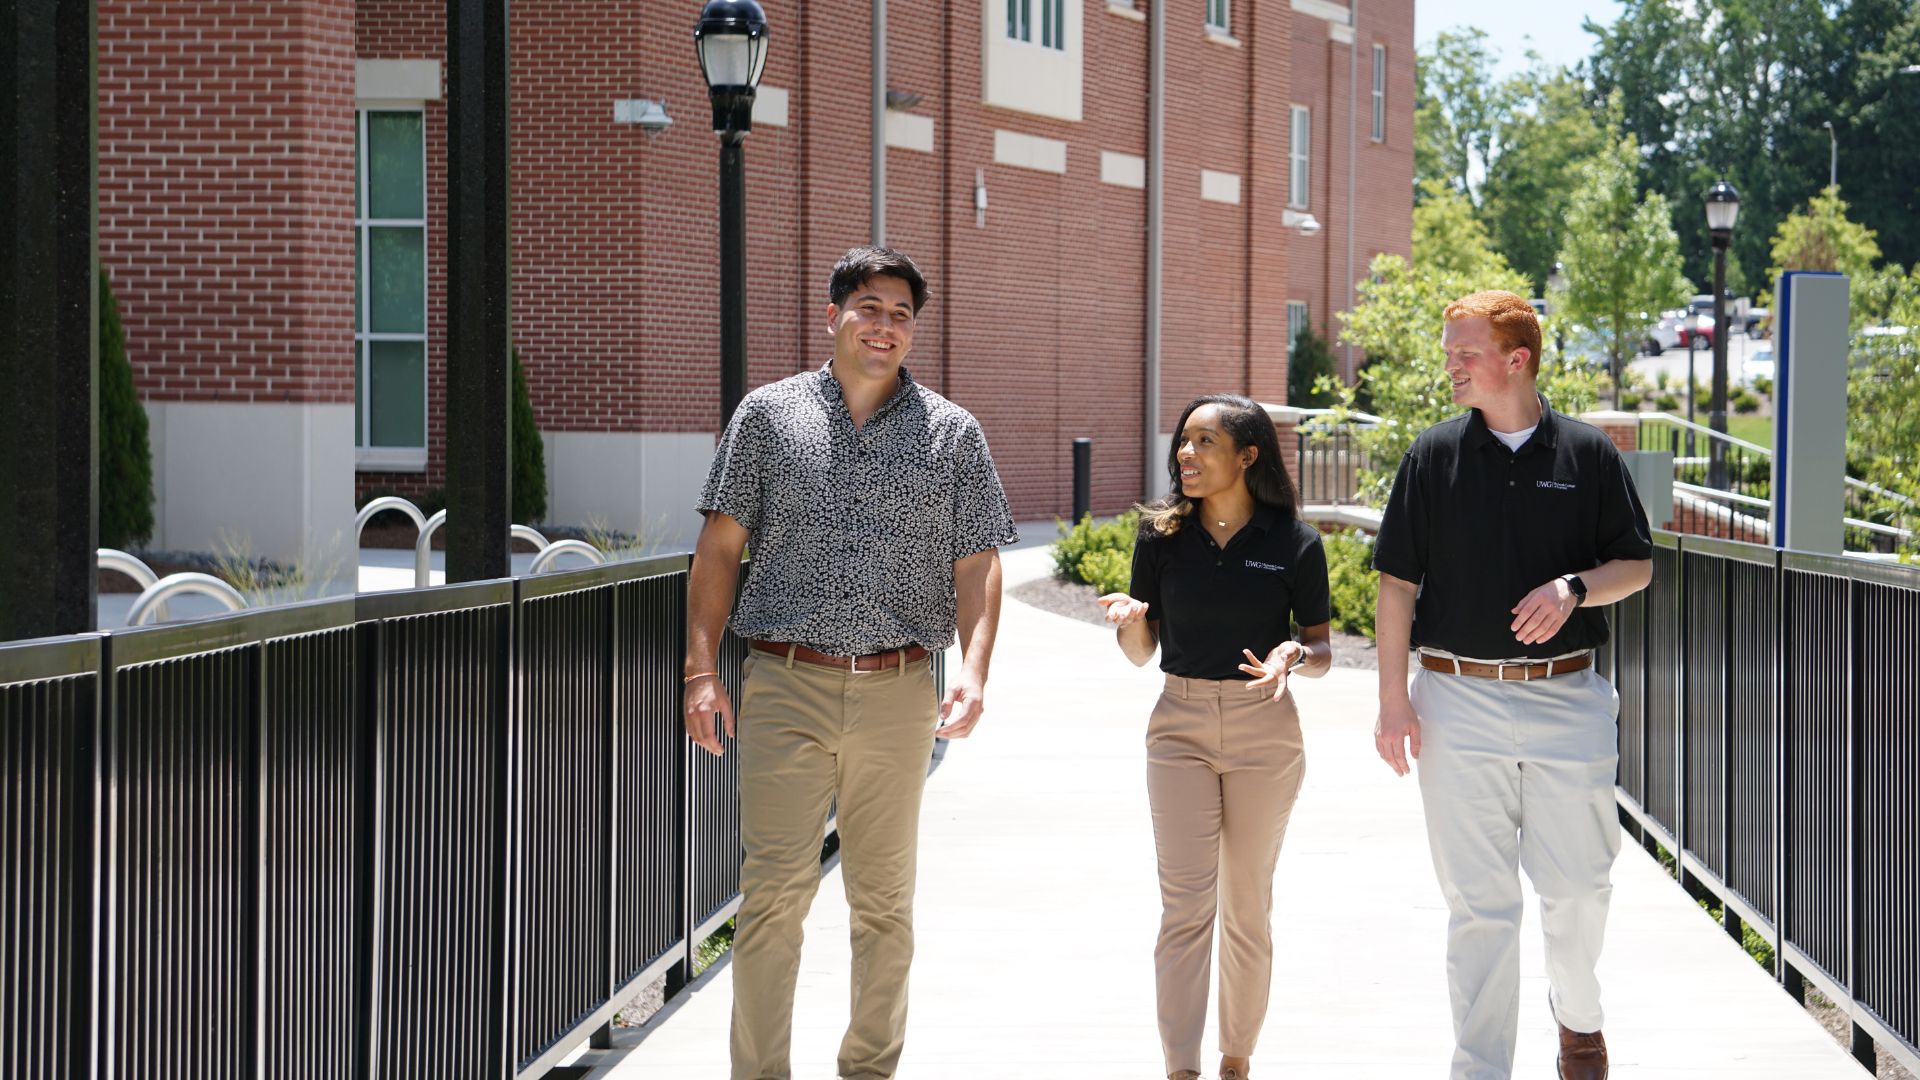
top-left (1546, 260), bottom-right (1567, 363)
top-left (1705, 180), bottom-right (1740, 490)
top-left (695, 0), bottom-right (769, 427)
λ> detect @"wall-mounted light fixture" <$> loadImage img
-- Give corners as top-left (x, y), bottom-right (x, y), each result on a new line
top-left (885, 88), bottom-right (921, 110)
top-left (613, 99), bottom-right (673, 133)
top-left (1281, 209), bottom-right (1321, 237)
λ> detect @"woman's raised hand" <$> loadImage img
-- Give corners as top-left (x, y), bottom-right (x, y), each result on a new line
top-left (1096, 593), bottom-right (1150, 628)
top-left (1239, 643), bottom-right (1302, 701)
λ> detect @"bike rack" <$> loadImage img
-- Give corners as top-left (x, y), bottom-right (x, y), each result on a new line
top-left (97, 547), bottom-right (169, 623)
top-left (124, 572), bottom-right (249, 627)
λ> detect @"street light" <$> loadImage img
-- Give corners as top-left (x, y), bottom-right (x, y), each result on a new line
top-left (695, 0), bottom-right (769, 426)
top-left (1704, 180), bottom-right (1740, 491)
top-left (1546, 261), bottom-right (1568, 366)
top-left (1821, 120), bottom-right (1836, 190)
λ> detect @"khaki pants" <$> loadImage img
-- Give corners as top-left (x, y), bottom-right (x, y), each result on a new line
top-left (729, 650), bottom-right (938, 1080)
top-left (1411, 666), bottom-right (1622, 1080)
top-left (1146, 674), bottom-right (1307, 1076)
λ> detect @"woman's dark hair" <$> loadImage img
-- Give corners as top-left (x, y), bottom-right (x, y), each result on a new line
top-left (828, 245), bottom-right (930, 314)
top-left (1136, 393), bottom-right (1298, 535)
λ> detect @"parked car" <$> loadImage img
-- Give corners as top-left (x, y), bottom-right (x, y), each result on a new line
top-left (1643, 311), bottom-right (1691, 354)
top-left (1744, 348), bottom-right (1773, 384)
top-left (1743, 307), bottom-right (1770, 336)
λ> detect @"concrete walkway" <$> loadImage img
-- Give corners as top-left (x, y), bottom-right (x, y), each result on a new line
top-left (607, 544), bottom-right (1862, 1079)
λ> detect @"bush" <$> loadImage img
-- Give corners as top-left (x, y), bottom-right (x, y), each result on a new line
top-left (1323, 528), bottom-right (1379, 639)
top-left (1732, 388), bottom-right (1760, 414)
top-left (99, 270), bottom-right (155, 549)
top-left (1655, 392), bottom-right (1680, 411)
top-left (512, 346), bottom-right (548, 523)
top-left (1288, 318), bottom-right (1337, 409)
top-left (1053, 512), bottom-right (1139, 589)
top-left (1753, 375), bottom-right (1773, 396)
top-left (1621, 391), bottom-right (1643, 410)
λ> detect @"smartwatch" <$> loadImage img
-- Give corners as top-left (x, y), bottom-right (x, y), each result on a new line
top-left (1562, 573), bottom-right (1589, 606)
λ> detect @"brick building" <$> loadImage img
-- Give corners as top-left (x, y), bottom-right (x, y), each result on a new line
top-left (97, 0), bottom-right (1412, 562)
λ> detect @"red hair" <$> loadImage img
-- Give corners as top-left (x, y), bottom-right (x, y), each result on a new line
top-left (1443, 290), bottom-right (1543, 376)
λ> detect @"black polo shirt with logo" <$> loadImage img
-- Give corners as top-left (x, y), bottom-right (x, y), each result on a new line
top-left (1372, 400), bottom-right (1653, 660)
top-left (1130, 505), bottom-right (1332, 681)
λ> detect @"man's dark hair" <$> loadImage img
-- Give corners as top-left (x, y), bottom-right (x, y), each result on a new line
top-left (828, 246), bottom-right (930, 314)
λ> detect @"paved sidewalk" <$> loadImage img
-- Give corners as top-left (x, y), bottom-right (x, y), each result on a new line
top-left (607, 545), bottom-right (1861, 1079)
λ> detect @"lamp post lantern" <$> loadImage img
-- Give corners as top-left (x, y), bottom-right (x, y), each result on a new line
top-left (1704, 180), bottom-right (1740, 491)
top-left (695, 0), bottom-right (769, 427)
top-left (1822, 120), bottom-right (1836, 190)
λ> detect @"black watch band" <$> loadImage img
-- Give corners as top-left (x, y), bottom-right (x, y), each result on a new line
top-left (1562, 573), bottom-right (1588, 606)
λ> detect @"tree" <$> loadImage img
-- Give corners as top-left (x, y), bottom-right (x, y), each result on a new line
top-left (99, 270), bottom-right (155, 549)
top-left (1555, 137), bottom-right (1693, 407)
top-left (1846, 264), bottom-right (1920, 558)
top-left (1415, 28), bottom-right (1519, 206)
top-left (1333, 181), bottom-right (1607, 503)
top-left (511, 346), bottom-right (547, 524)
top-left (1287, 317), bottom-right (1336, 409)
top-left (1768, 186), bottom-right (1882, 284)
top-left (1481, 77), bottom-right (1613, 291)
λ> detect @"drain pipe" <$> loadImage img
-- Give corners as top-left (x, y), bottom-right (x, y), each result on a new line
top-left (872, 0), bottom-right (887, 244)
top-left (1144, 0), bottom-right (1165, 499)
top-left (1343, 0), bottom-right (1359, 380)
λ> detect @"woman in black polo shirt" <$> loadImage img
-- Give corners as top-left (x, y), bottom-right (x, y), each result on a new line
top-left (1097, 393), bottom-right (1332, 1080)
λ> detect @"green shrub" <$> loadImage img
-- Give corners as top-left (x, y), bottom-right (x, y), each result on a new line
top-left (1288, 317), bottom-right (1337, 409)
top-left (1654, 392), bottom-right (1680, 412)
top-left (1077, 547), bottom-right (1133, 595)
top-left (511, 346), bottom-right (548, 523)
top-left (1753, 375), bottom-right (1773, 396)
top-left (1052, 512), bottom-right (1139, 585)
top-left (1731, 388), bottom-right (1760, 414)
top-left (1323, 528), bottom-right (1379, 639)
top-left (99, 270), bottom-right (155, 549)
top-left (1621, 391), bottom-right (1643, 410)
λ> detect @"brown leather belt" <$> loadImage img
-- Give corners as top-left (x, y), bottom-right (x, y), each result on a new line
top-left (748, 639), bottom-right (929, 672)
top-left (1419, 652), bottom-right (1593, 681)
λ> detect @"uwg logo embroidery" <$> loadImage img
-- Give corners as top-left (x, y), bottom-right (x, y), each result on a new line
top-left (1245, 560), bottom-right (1287, 572)
top-left (1536, 480), bottom-right (1577, 491)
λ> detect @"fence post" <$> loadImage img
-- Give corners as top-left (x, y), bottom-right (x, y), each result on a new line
top-left (1071, 439), bottom-right (1091, 525)
top-left (593, 587), bottom-right (621, 1050)
top-left (1845, 578), bottom-right (1875, 1072)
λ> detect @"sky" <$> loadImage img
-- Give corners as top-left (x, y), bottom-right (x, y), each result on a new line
top-left (1415, 0), bottom-right (1628, 81)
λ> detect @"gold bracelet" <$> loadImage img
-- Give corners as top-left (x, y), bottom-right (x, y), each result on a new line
top-left (682, 671), bottom-right (718, 684)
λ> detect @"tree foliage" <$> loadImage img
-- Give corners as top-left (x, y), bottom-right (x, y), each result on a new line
top-left (1481, 77), bottom-right (1614, 291)
top-left (1846, 266), bottom-right (1920, 558)
top-left (1333, 182), bottom-right (1607, 504)
top-left (1768, 187), bottom-right (1882, 284)
top-left (99, 270), bottom-right (155, 550)
top-left (1288, 317), bottom-right (1337, 409)
top-left (1414, 29), bottom-right (1517, 207)
top-left (1554, 136), bottom-right (1693, 405)
top-left (511, 346), bottom-right (547, 524)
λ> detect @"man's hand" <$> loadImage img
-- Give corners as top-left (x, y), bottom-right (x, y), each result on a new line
top-left (935, 672), bottom-right (986, 739)
top-left (1375, 697), bottom-right (1421, 777)
top-left (1096, 593), bottom-right (1149, 628)
top-left (1239, 643), bottom-right (1303, 702)
top-left (683, 674), bottom-right (736, 757)
top-left (1511, 576), bottom-right (1578, 645)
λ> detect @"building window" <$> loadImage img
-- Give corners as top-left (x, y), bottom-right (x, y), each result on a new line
top-left (1371, 44), bottom-right (1386, 142)
top-left (1289, 105), bottom-right (1310, 209)
top-left (1287, 301), bottom-right (1310, 349)
top-left (1206, 0), bottom-right (1230, 33)
top-left (1007, 0), bottom-right (1065, 49)
top-left (355, 109), bottom-right (428, 468)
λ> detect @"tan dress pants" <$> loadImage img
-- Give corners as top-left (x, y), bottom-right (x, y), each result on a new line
top-left (1146, 673), bottom-right (1308, 1076)
top-left (729, 650), bottom-right (937, 1080)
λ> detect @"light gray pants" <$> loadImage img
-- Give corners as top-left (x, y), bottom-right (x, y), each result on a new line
top-left (1411, 666), bottom-right (1622, 1080)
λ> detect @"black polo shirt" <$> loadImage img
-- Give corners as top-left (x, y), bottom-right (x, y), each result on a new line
top-left (1372, 400), bottom-right (1653, 659)
top-left (1130, 505), bottom-right (1331, 681)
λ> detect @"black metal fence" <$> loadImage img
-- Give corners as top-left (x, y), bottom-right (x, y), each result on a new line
top-left (0, 553), bottom-right (944, 1080)
top-left (1295, 423), bottom-right (1379, 505)
top-left (1607, 531), bottom-right (1920, 1074)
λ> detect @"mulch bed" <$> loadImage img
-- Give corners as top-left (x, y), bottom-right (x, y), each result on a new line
top-left (1009, 574), bottom-right (1379, 671)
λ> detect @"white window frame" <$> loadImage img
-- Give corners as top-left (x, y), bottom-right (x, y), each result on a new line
top-left (1287, 301), bottom-right (1310, 349)
top-left (1206, 0), bottom-right (1230, 34)
top-left (1289, 105), bottom-right (1311, 210)
top-left (1371, 44), bottom-right (1386, 142)
top-left (355, 107), bottom-right (430, 472)
top-left (1006, 0), bottom-right (1066, 50)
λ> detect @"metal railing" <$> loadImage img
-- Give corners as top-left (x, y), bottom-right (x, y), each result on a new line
top-left (1294, 419), bottom-right (1382, 506)
top-left (1602, 531), bottom-right (1920, 1075)
top-left (0, 554), bottom-right (946, 1079)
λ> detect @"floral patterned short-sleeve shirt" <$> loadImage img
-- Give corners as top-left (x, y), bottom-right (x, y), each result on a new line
top-left (698, 362), bottom-right (1019, 655)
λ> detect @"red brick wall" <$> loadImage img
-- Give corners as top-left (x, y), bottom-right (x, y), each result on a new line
top-left (102, 0), bottom-right (1415, 520)
top-left (99, 0), bottom-right (357, 405)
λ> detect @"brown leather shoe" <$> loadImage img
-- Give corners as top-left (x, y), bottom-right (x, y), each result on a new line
top-left (1556, 1021), bottom-right (1608, 1079)
top-left (1220, 1068), bottom-right (1248, 1080)
top-left (1167, 1072), bottom-right (1201, 1080)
